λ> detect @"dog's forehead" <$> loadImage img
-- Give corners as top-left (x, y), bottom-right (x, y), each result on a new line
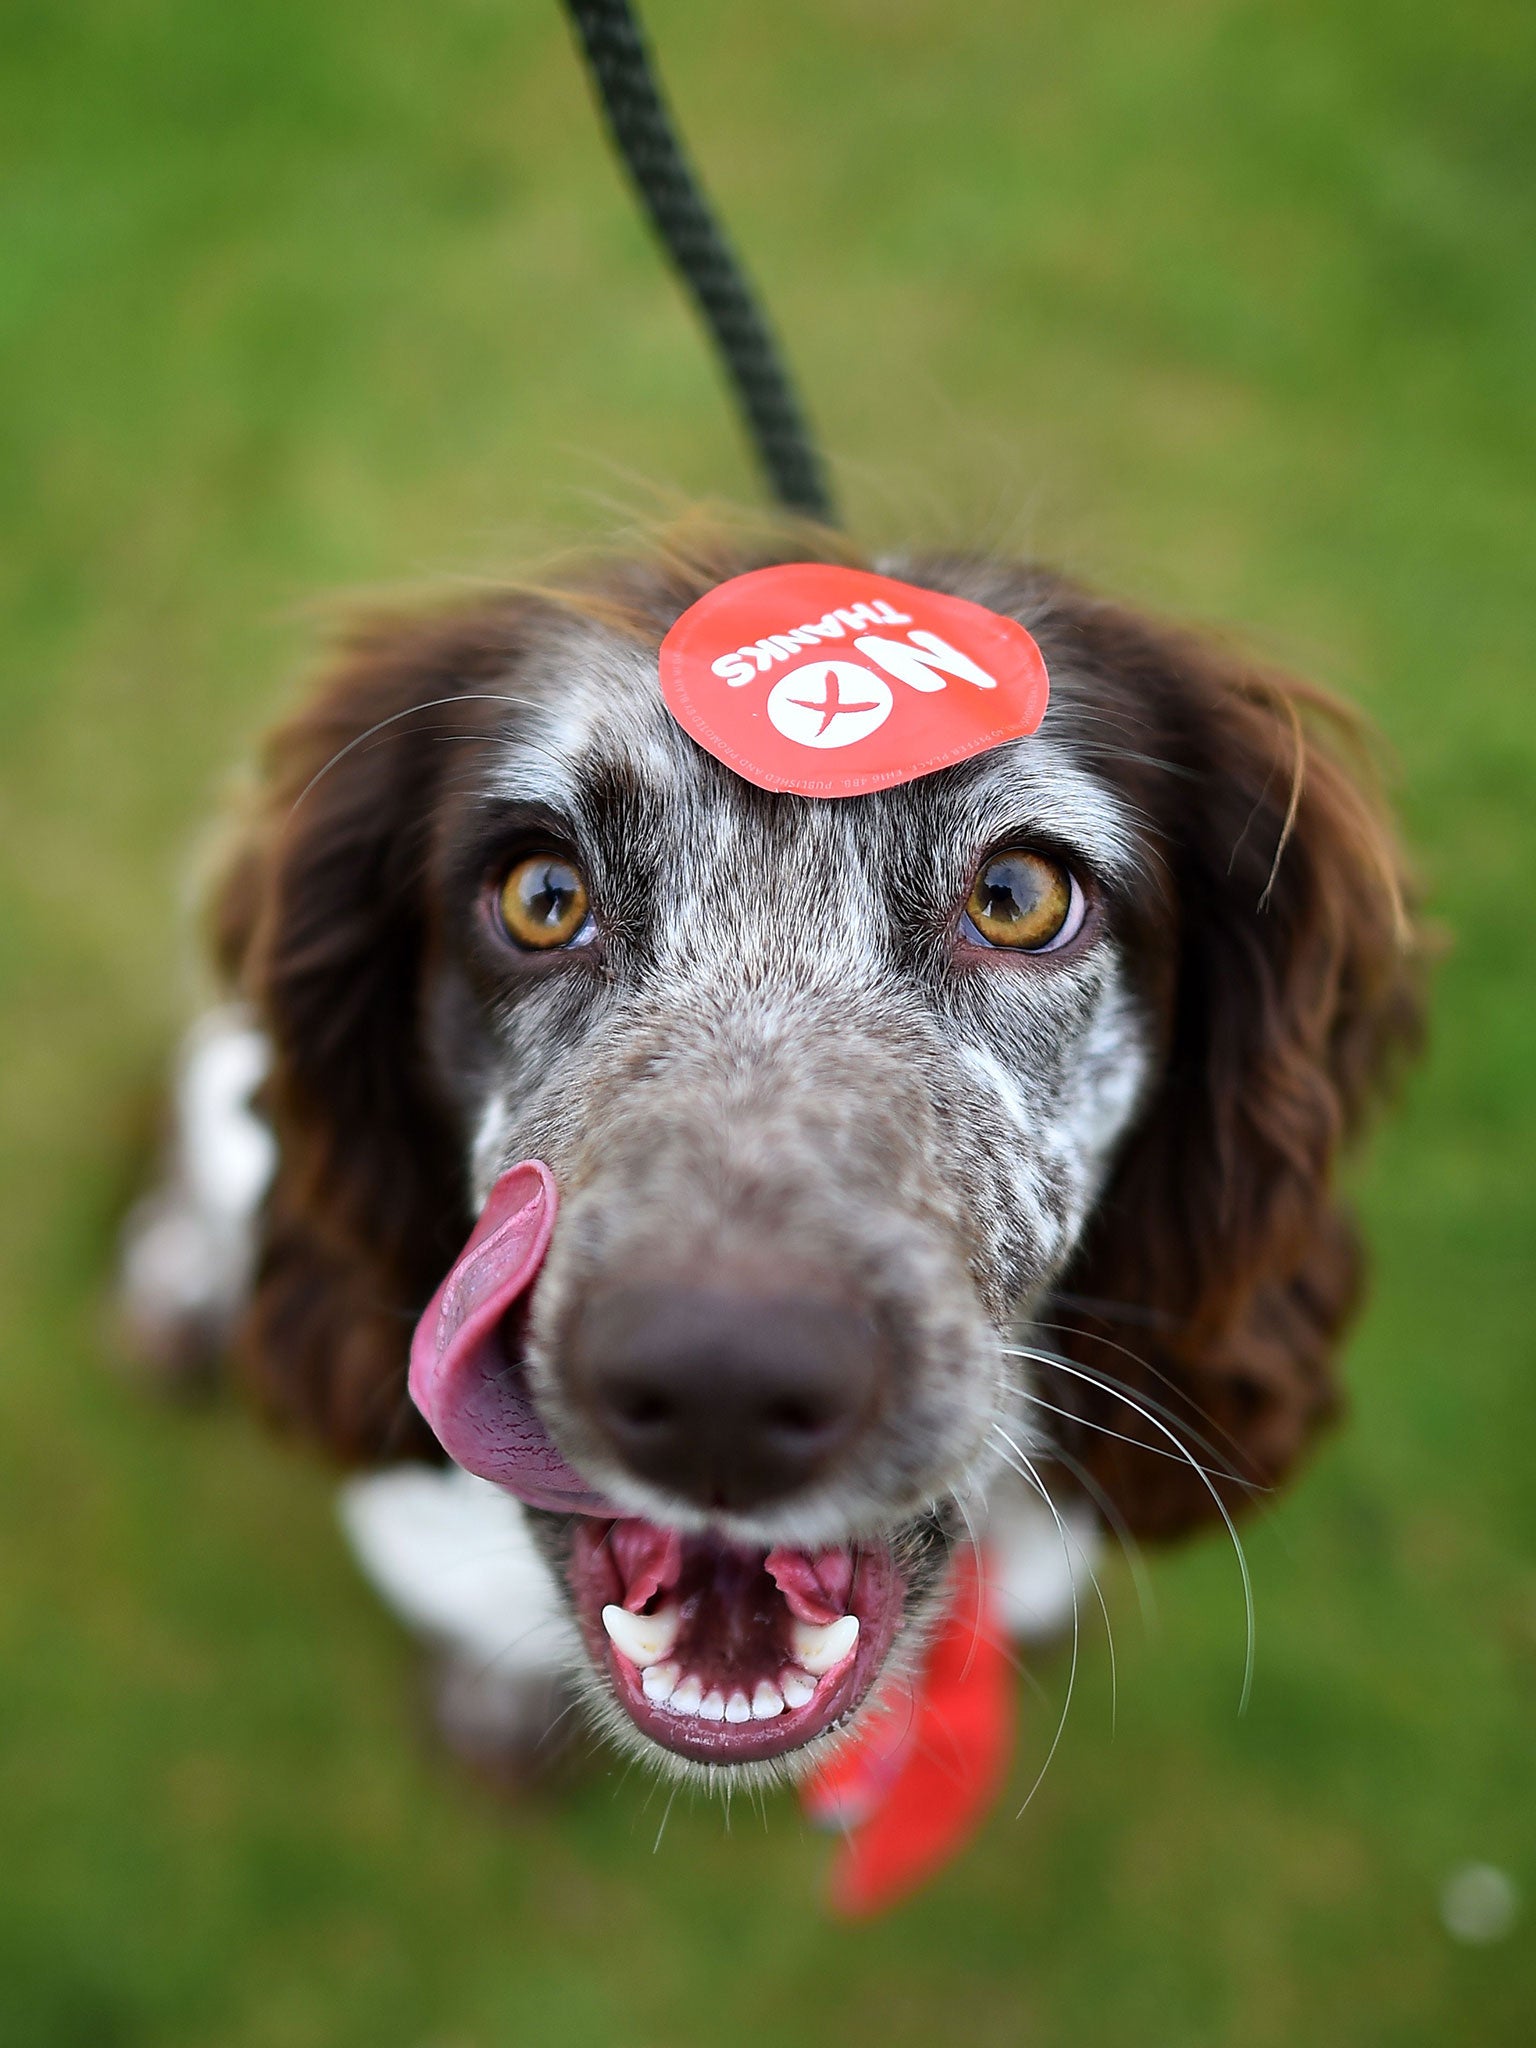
top-left (488, 619), bottom-right (1143, 880)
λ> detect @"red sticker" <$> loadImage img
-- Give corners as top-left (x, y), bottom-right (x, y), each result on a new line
top-left (658, 564), bottom-right (1050, 797)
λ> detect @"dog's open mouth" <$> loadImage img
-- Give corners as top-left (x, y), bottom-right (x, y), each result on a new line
top-left (570, 1517), bottom-right (905, 1764)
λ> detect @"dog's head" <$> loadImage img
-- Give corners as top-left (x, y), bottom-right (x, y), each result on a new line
top-left (221, 528), bottom-right (1419, 1778)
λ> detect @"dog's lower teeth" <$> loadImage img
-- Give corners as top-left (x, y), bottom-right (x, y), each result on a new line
top-left (641, 1659), bottom-right (681, 1702)
top-left (780, 1667), bottom-right (816, 1710)
top-left (649, 1673), bottom-right (797, 1722)
top-left (669, 1673), bottom-right (703, 1716)
top-left (601, 1600), bottom-right (680, 1668)
top-left (790, 1612), bottom-right (859, 1675)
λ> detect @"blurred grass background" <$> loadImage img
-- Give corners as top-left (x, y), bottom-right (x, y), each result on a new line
top-left (2, 0), bottom-right (1533, 2042)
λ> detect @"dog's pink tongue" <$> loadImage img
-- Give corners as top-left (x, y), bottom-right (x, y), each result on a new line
top-left (408, 1162), bottom-right (615, 1513)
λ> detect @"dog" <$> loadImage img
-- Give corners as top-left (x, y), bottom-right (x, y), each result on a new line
top-left (120, 520), bottom-right (1420, 1799)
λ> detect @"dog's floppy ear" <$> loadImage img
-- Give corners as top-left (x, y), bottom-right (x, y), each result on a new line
top-left (215, 601), bottom-right (537, 1462)
top-left (1040, 599), bottom-right (1423, 1539)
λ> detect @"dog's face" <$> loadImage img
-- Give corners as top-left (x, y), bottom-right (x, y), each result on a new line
top-left (230, 537), bottom-right (1417, 1783)
top-left (421, 606), bottom-right (1154, 1767)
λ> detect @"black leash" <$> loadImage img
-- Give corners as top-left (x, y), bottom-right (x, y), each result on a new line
top-left (561, 0), bottom-right (838, 525)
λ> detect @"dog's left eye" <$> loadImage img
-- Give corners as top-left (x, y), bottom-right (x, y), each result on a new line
top-left (497, 853), bottom-right (593, 950)
top-left (963, 849), bottom-right (1085, 952)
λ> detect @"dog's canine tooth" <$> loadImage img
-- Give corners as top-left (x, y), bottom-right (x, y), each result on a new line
top-left (790, 1613), bottom-right (859, 1675)
top-left (641, 1658), bottom-right (681, 1702)
top-left (724, 1689), bottom-right (752, 1723)
top-left (668, 1673), bottom-right (703, 1716)
top-left (601, 1600), bottom-right (680, 1668)
top-left (699, 1688), bottom-right (727, 1721)
top-left (780, 1667), bottom-right (817, 1709)
top-left (751, 1680), bottom-right (785, 1720)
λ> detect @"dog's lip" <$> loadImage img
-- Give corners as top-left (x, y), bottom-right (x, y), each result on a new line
top-left (568, 1517), bottom-right (905, 1765)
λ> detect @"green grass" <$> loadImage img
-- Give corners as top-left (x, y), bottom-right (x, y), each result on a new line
top-left (2, 0), bottom-right (1533, 2041)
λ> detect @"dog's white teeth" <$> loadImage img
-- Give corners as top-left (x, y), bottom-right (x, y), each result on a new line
top-left (780, 1667), bottom-right (817, 1710)
top-left (790, 1613), bottom-right (860, 1675)
top-left (606, 1598), bottom-right (854, 1722)
top-left (641, 1659), bottom-right (681, 1703)
top-left (669, 1673), bottom-right (703, 1716)
top-left (601, 1601), bottom-right (680, 1668)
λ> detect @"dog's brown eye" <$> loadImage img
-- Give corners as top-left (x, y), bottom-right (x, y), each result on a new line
top-left (965, 850), bottom-right (1082, 952)
top-left (498, 854), bottom-right (591, 950)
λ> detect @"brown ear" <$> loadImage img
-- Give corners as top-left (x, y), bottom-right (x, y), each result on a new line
top-left (1039, 601), bottom-right (1424, 1539)
top-left (216, 600), bottom-right (537, 1463)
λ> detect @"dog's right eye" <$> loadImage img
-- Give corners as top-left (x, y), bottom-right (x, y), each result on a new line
top-left (496, 853), bottom-right (592, 950)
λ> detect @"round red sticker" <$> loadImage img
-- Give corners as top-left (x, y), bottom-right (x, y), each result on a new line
top-left (658, 564), bottom-right (1050, 798)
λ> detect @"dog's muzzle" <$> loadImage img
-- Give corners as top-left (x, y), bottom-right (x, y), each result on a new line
top-left (409, 1162), bottom-right (913, 1767)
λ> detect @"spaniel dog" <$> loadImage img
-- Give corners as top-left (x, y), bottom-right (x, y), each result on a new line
top-left (121, 524), bottom-right (1420, 1795)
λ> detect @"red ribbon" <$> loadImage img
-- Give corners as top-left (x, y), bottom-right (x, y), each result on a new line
top-left (800, 1544), bottom-right (1014, 1917)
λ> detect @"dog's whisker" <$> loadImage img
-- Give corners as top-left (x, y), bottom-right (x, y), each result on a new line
top-left (1043, 1290), bottom-right (1181, 1333)
top-left (983, 1431), bottom-right (1083, 1815)
top-left (950, 1489), bottom-right (990, 1686)
top-left (652, 1778), bottom-right (683, 1855)
top-left (1012, 1355), bottom-right (1257, 1715)
top-left (1029, 1314), bottom-right (1259, 1466)
top-left (534, 1686), bottom-right (595, 1756)
top-left (869, 1672), bottom-right (985, 1797)
top-left (955, 1615), bottom-right (1051, 1704)
top-left (611, 1748), bottom-right (647, 1805)
top-left (953, 1457), bottom-right (1095, 1693)
top-left (462, 1616), bottom-right (570, 1682)
top-left (1013, 1384), bottom-right (1248, 1485)
top-left (991, 1424), bottom-right (1116, 1733)
top-left (748, 1779), bottom-right (772, 1835)
top-left (1002, 1343), bottom-right (1267, 1495)
top-left (288, 691), bottom-right (543, 814)
top-left (1038, 1437), bottom-right (1158, 1633)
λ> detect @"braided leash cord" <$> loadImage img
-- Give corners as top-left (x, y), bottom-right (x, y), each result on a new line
top-left (562, 0), bottom-right (837, 524)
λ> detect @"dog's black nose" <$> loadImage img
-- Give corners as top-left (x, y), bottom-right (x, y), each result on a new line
top-left (570, 1285), bottom-right (883, 1512)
